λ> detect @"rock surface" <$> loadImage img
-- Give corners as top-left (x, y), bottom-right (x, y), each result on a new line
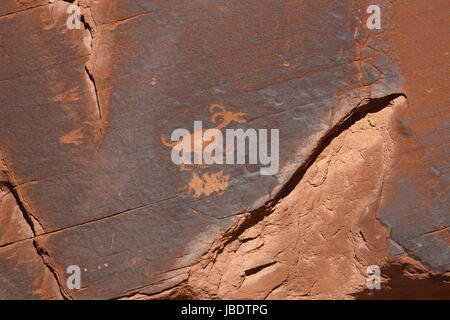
top-left (0, 0), bottom-right (448, 299)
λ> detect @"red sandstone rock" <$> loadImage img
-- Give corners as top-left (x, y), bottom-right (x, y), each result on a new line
top-left (0, 0), bottom-right (448, 299)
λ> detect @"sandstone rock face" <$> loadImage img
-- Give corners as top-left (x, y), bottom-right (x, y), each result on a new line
top-left (183, 97), bottom-right (406, 299)
top-left (0, 0), bottom-right (448, 299)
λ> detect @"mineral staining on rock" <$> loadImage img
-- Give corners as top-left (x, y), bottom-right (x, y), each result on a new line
top-left (0, 0), bottom-right (448, 299)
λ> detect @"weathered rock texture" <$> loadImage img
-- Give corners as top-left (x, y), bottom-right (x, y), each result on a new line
top-left (155, 97), bottom-right (449, 299)
top-left (0, 0), bottom-right (448, 299)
